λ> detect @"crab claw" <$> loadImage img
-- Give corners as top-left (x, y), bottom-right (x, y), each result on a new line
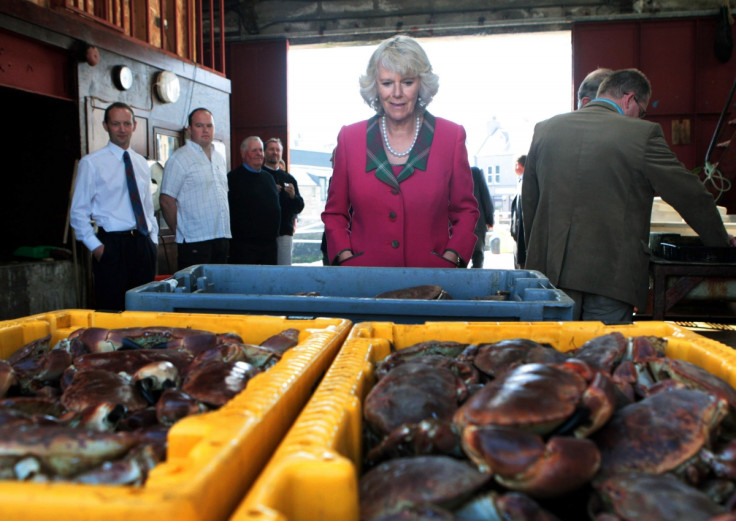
top-left (75, 328), bottom-right (121, 353)
top-left (12, 349), bottom-right (72, 390)
top-left (155, 388), bottom-right (207, 425)
top-left (0, 361), bottom-right (17, 398)
top-left (258, 328), bottom-right (299, 355)
top-left (7, 335), bottom-right (52, 365)
top-left (182, 360), bottom-right (260, 407)
top-left (574, 370), bottom-right (619, 438)
top-left (365, 419), bottom-right (463, 467)
top-left (73, 444), bottom-right (161, 485)
top-left (644, 358), bottom-right (736, 415)
top-left (701, 439), bottom-right (736, 481)
top-left (76, 402), bottom-right (128, 431)
top-left (132, 361), bottom-right (180, 405)
top-left (462, 425), bottom-right (600, 498)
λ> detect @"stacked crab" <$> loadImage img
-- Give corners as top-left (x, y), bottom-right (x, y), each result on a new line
top-left (360, 333), bottom-right (736, 521)
top-left (0, 325), bottom-right (299, 485)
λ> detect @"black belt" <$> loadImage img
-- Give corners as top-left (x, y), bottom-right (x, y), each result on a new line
top-left (100, 228), bottom-right (147, 237)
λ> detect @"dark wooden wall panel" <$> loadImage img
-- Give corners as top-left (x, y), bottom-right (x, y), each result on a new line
top-left (572, 22), bottom-right (638, 93)
top-left (640, 21), bottom-right (695, 114)
top-left (0, 27), bottom-right (73, 100)
top-left (227, 38), bottom-right (289, 168)
top-left (573, 17), bottom-right (736, 212)
top-left (696, 20), bottom-right (736, 114)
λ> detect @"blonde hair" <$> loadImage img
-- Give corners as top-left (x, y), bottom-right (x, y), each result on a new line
top-left (359, 35), bottom-right (439, 115)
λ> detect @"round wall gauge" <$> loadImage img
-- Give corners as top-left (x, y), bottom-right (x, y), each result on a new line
top-left (156, 71), bottom-right (181, 103)
top-left (113, 65), bottom-right (133, 90)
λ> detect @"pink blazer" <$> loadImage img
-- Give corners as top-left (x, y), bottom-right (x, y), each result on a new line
top-left (322, 114), bottom-right (479, 267)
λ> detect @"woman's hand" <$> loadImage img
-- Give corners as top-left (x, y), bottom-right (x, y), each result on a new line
top-left (441, 250), bottom-right (460, 267)
top-left (337, 250), bottom-right (354, 263)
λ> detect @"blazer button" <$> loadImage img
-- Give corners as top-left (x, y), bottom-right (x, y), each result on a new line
top-left (389, 211), bottom-right (397, 220)
top-left (391, 240), bottom-right (400, 248)
top-left (391, 188), bottom-right (399, 195)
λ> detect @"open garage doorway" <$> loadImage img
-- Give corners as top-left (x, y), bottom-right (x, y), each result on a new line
top-left (285, 31), bottom-right (572, 265)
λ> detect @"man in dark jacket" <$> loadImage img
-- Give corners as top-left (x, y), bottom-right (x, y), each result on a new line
top-left (510, 155), bottom-right (526, 269)
top-left (228, 136), bottom-right (281, 264)
top-left (470, 166), bottom-right (494, 268)
top-left (263, 138), bottom-right (304, 265)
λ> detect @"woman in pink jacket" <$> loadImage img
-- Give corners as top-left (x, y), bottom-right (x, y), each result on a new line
top-left (321, 35), bottom-right (479, 268)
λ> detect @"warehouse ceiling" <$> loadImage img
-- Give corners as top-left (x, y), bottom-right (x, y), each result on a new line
top-left (221, 0), bottom-right (726, 44)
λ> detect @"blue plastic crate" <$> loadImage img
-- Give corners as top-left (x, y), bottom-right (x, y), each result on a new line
top-left (126, 265), bottom-right (574, 322)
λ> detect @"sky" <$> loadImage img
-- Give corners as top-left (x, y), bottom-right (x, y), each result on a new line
top-left (287, 31), bottom-right (573, 159)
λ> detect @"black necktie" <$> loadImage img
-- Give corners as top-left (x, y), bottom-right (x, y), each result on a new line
top-left (123, 151), bottom-right (149, 236)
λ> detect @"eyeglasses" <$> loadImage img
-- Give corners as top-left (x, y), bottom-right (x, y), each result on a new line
top-left (633, 95), bottom-right (647, 119)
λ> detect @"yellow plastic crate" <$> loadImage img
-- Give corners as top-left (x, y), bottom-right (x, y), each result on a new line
top-left (231, 320), bottom-right (736, 521)
top-left (0, 309), bottom-right (351, 521)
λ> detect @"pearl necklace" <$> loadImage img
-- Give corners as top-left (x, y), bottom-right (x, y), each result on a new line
top-left (381, 115), bottom-right (421, 157)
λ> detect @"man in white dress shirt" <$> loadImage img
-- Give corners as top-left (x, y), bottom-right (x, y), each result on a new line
top-left (70, 102), bottom-right (159, 311)
top-left (160, 107), bottom-right (231, 270)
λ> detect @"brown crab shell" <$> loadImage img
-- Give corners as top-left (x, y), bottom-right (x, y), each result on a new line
top-left (190, 342), bottom-right (282, 370)
top-left (374, 285), bottom-right (450, 300)
top-left (453, 363), bottom-right (587, 435)
top-left (375, 341), bottom-right (470, 380)
top-left (567, 332), bottom-right (627, 374)
top-left (60, 369), bottom-right (149, 413)
top-left (365, 362), bottom-right (467, 436)
top-left (7, 335), bottom-right (51, 365)
top-left (0, 396), bottom-right (66, 418)
top-left (646, 357), bottom-right (736, 412)
top-left (375, 354), bottom-right (479, 388)
top-left (12, 348), bottom-right (72, 384)
top-left (368, 504), bottom-right (456, 521)
top-left (472, 339), bottom-right (567, 380)
top-left (359, 455), bottom-right (490, 521)
top-left (181, 360), bottom-right (261, 407)
top-left (594, 472), bottom-right (734, 521)
top-left (592, 388), bottom-right (729, 476)
top-left (73, 326), bottom-right (219, 355)
top-left (73, 349), bottom-right (193, 378)
top-left (0, 425), bottom-right (140, 478)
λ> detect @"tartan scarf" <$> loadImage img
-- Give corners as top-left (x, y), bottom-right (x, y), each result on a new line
top-left (365, 112), bottom-right (435, 190)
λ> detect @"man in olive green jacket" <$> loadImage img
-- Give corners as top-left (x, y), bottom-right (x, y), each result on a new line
top-left (523, 68), bottom-right (733, 322)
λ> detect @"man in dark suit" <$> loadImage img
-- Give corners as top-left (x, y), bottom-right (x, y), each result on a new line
top-left (470, 167), bottom-right (494, 268)
top-left (523, 68), bottom-right (733, 322)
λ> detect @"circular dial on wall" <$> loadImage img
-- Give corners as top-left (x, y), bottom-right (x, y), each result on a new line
top-left (113, 65), bottom-right (133, 90)
top-left (156, 71), bottom-right (181, 103)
